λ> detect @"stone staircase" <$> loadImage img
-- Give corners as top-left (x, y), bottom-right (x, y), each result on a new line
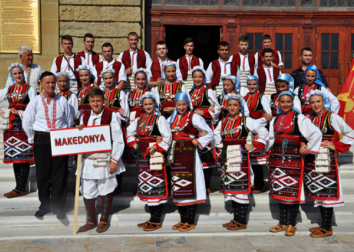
top-left (0, 99), bottom-right (353, 238)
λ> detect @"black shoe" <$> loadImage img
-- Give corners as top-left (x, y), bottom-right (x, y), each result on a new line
top-left (56, 211), bottom-right (67, 220)
top-left (35, 209), bottom-right (50, 218)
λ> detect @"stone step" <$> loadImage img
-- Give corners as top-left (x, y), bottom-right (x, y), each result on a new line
top-left (0, 223), bottom-right (354, 239)
top-left (0, 189), bottom-right (354, 211)
top-left (0, 204), bottom-right (352, 228)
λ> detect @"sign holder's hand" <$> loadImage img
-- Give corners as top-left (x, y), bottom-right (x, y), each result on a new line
top-left (109, 161), bottom-right (118, 174)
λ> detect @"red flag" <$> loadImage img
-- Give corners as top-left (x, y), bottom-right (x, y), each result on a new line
top-left (334, 57), bottom-right (354, 146)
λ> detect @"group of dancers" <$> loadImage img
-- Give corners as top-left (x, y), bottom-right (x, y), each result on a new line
top-left (1, 32), bottom-right (353, 237)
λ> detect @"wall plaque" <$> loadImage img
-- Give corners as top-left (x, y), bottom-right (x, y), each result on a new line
top-left (0, 0), bottom-right (41, 53)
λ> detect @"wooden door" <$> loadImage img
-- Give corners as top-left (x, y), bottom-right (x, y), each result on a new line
top-left (240, 27), bottom-right (269, 56)
top-left (270, 27), bottom-right (300, 74)
top-left (316, 27), bottom-right (345, 95)
top-left (344, 27), bottom-right (354, 79)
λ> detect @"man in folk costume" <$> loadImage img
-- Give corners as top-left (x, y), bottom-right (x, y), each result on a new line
top-left (254, 34), bottom-right (284, 70)
top-left (23, 72), bottom-right (73, 219)
top-left (206, 41), bottom-right (237, 96)
top-left (232, 35), bottom-right (255, 96)
top-left (117, 32), bottom-right (152, 93)
top-left (147, 41), bottom-right (182, 87)
top-left (101, 68), bottom-right (130, 194)
top-left (51, 35), bottom-right (86, 93)
top-left (0, 63), bottom-right (36, 198)
top-left (176, 37), bottom-right (204, 91)
top-left (244, 75), bottom-right (272, 194)
top-left (256, 48), bottom-right (281, 100)
top-left (5, 46), bottom-right (44, 94)
top-left (306, 90), bottom-right (354, 238)
top-left (95, 42), bottom-right (127, 91)
top-left (77, 33), bottom-right (102, 70)
top-left (76, 87), bottom-right (125, 233)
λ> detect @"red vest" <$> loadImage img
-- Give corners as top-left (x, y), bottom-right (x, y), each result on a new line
top-left (77, 51), bottom-right (100, 66)
top-left (171, 112), bottom-right (197, 136)
top-left (211, 59), bottom-right (237, 90)
top-left (121, 49), bottom-right (146, 70)
top-left (151, 58), bottom-right (173, 81)
top-left (82, 108), bottom-right (112, 126)
top-left (55, 55), bottom-right (82, 80)
top-left (257, 66), bottom-right (280, 93)
top-left (231, 53), bottom-right (255, 75)
top-left (95, 60), bottom-right (122, 84)
top-left (257, 49), bottom-right (279, 67)
top-left (178, 56), bottom-right (200, 80)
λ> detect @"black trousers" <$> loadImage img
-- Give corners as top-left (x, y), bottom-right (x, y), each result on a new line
top-left (34, 132), bottom-right (69, 212)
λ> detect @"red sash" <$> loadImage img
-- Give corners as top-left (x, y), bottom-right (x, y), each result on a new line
top-left (178, 56), bottom-right (200, 80)
top-left (121, 49), bottom-right (146, 70)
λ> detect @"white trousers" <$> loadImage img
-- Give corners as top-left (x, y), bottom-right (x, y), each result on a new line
top-left (80, 177), bottom-right (117, 199)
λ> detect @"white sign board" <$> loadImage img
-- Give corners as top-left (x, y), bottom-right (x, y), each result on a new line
top-left (50, 125), bottom-right (112, 157)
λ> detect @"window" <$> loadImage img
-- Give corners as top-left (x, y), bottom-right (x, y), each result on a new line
top-left (224, 0), bottom-right (239, 5)
top-left (301, 0), bottom-right (315, 6)
top-left (320, 0), bottom-right (354, 6)
top-left (321, 33), bottom-right (339, 69)
top-left (166, 0), bottom-right (219, 5)
top-left (275, 33), bottom-right (293, 69)
top-left (150, 0), bottom-right (162, 4)
top-left (246, 33), bottom-right (263, 55)
top-left (243, 0), bottom-right (295, 6)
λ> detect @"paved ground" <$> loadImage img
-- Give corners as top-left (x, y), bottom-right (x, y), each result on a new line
top-left (1, 234), bottom-right (354, 252)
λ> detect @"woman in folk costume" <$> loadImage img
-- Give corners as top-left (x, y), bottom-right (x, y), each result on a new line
top-left (305, 90), bottom-right (354, 238)
top-left (56, 72), bottom-right (79, 120)
top-left (76, 65), bottom-right (95, 112)
top-left (218, 75), bottom-right (249, 121)
top-left (293, 65), bottom-right (339, 116)
top-left (0, 63), bottom-right (36, 198)
top-left (189, 66), bottom-right (221, 193)
top-left (152, 61), bottom-right (192, 118)
top-left (244, 75), bottom-right (272, 194)
top-left (270, 74), bottom-right (301, 116)
top-left (128, 68), bottom-right (160, 123)
top-left (167, 92), bottom-right (214, 232)
top-left (214, 93), bottom-right (269, 231)
top-left (126, 92), bottom-right (172, 231)
top-left (101, 68), bottom-right (129, 193)
top-left (268, 91), bottom-right (321, 236)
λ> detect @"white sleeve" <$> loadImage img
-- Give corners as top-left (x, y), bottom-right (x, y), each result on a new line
top-left (321, 87), bottom-right (340, 114)
top-left (214, 121), bottom-right (223, 145)
top-left (5, 76), bottom-right (12, 88)
top-left (205, 63), bottom-right (213, 84)
top-left (63, 98), bottom-right (74, 128)
top-left (331, 113), bottom-right (354, 146)
top-left (207, 89), bottom-right (221, 122)
top-left (293, 87), bottom-right (299, 96)
top-left (176, 66), bottom-right (183, 81)
top-left (256, 95), bottom-right (272, 127)
top-left (298, 114), bottom-right (322, 154)
top-left (199, 58), bottom-right (204, 70)
top-left (277, 51), bottom-right (283, 66)
top-left (91, 65), bottom-right (98, 83)
top-left (147, 62), bottom-right (153, 81)
top-left (254, 52), bottom-right (259, 68)
top-left (267, 118), bottom-right (276, 150)
top-left (145, 51), bottom-right (153, 67)
top-left (192, 114), bottom-right (214, 149)
top-left (152, 89), bottom-right (161, 109)
top-left (119, 64), bottom-right (127, 82)
top-left (110, 112), bottom-right (125, 163)
top-left (0, 88), bottom-right (9, 113)
top-left (243, 102), bottom-right (250, 117)
top-left (19, 87), bottom-right (37, 119)
top-left (126, 117), bottom-right (139, 144)
top-left (181, 84), bottom-right (193, 110)
top-left (22, 98), bottom-right (37, 144)
top-left (293, 95), bottom-right (302, 113)
top-left (156, 116), bottom-right (172, 151)
top-left (117, 90), bottom-right (130, 122)
top-left (98, 54), bottom-right (103, 62)
top-left (117, 53), bottom-right (123, 62)
top-left (51, 57), bottom-right (58, 73)
top-left (245, 117), bottom-right (269, 146)
top-left (68, 94), bottom-right (79, 120)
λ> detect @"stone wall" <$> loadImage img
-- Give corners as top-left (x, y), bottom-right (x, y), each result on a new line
top-left (0, 0), bottom-right (144, 88)
top-left (59, 0), bottom-right (144, 58)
